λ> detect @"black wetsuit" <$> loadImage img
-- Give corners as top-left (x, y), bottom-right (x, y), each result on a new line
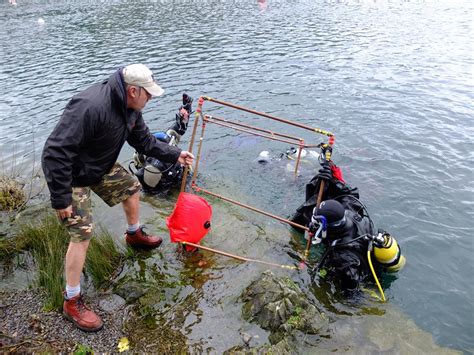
top-left (291, 171), bottom-right (382, 292)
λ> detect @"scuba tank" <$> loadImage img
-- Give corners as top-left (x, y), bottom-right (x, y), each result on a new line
top-left (372, 231), bottom-right (406, 272)
top-left (132, 131), bottom-right (182, 191)
top-left (365, 231), bottom-right (406, 301)
top-left (310, 199), bottom-right (405, 300)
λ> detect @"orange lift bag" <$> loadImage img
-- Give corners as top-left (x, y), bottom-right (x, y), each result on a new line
top-left (166, 192), bottom-right (212, 247)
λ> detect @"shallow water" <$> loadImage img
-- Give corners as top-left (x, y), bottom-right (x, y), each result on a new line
top-left (1, 0), bottom-right (473, 352)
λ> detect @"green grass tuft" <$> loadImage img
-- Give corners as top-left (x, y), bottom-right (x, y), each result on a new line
top-left (13, 215), bottom-right (124, 310)
top-left (85, 227), bottom-right (123, 289)
top-left (19, 215), bottom-right (69, 310)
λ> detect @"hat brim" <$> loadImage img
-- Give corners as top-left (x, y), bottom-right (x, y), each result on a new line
top-left (143, 83), bottom-right (164, 97)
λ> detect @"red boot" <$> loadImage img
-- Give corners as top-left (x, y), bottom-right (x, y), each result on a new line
top-left (63, 294), bottom-right (103, 332)
top-left (125, 226), bottom-right (163, 249)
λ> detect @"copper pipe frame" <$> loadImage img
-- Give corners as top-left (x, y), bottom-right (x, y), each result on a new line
top-left (205, 114), bottom-right (305, 142)
top-left (203, 96), bottom-right (334, 137)
top-left (192, 184), bottom-right (309, 232)
top-left (181, 241), bottom-right (300, 270)
top-left (204, 115), bottom-right (321, 149)
top-left (180, 97), bottom-right (205, 192)
top-left (191, 121), bottom-right (207, 186)
top-left (180, 96), bottom-right (335, 264)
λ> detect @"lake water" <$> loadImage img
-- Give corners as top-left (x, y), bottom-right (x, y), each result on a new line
top-left (1, 0), bottom-right (473, 353)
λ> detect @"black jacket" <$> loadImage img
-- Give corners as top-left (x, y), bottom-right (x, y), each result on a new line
top-left (42, 68), bottom-right (181, 209)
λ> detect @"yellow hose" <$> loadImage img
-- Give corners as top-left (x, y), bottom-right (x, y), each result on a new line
top-left (367, 248), bottom-right (386, 302)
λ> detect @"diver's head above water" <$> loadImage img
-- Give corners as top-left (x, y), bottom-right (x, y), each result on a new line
top-left (312, 199), bottom-right (355, 243)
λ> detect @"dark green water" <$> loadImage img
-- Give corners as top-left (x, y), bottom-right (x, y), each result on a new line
top-left (1, 0), bottom-right (472, 352)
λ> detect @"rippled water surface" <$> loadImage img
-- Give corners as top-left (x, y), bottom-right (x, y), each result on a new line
top-left (1, 0), bottom-right (473, 352)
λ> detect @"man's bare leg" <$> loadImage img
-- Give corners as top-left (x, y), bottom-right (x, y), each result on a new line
top-left (122, 191), bottom-right (162, 248)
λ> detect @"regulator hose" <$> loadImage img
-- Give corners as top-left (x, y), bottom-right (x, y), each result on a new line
top-left (367, 241), bottom-right (386, 302)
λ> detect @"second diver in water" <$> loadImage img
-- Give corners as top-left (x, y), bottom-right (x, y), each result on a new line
top-left (130, 93), bottom-right (193, 194)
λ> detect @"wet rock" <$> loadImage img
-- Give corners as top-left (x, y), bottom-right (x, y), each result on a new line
top-left (14, 202), bottom-right (49, 224)
top-left (241, 271), bottom-right (328, 344)
top-left (0, 211), bottom-right (15, 237)
top-left (265, 337), bottom-right (293, 353)
top-left (99, 293), bottom-right (126, 313)
top-left (114, 280), bottom-right (147, 302)
top-left (223, 345), bottom-right (248, 354)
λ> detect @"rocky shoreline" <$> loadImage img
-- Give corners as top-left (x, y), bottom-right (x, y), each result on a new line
top-left (0, 271), bottom-right (463, 354)
top-left (0, 289), bottom-right (126, 353)
top-left (0, 205), bottom-right (462, 354)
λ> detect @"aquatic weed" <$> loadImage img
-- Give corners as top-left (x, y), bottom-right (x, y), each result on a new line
top-left (0, 175), bottom-right (26, 211)
top-left (281, 276), bottom-right (299, 292)
top-left (0, 142), bottom-right (45, 212)
top-left (73, 343), bottom-right (94, 355)
top-left (286, 306), bottom-right (303, 327)
top-left (0, 233), bottom-right (29, 258)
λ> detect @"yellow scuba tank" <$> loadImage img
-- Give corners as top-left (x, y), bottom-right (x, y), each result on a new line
top-left (373, 232), bottom-right (406, 272)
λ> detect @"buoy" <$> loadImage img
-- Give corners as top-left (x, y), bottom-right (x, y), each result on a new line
top-left (38, 18), bottom-right (45, 25)
top-left (166, 192), bottom-right (212, 251)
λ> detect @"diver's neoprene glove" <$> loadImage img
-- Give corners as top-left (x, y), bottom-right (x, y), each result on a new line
top-left (175, 93), bottom-right (193, 135)
top-left (318, 161), bottom-right (333, 181)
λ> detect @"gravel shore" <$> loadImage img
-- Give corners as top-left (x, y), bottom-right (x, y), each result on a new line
top-left (0, 289), bottom-right (126, 353)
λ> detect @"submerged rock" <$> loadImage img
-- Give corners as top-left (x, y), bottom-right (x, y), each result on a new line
top-left (241, 271), bottom-right (328, 344)
top-left (114, 280), bottom-right (147, 303)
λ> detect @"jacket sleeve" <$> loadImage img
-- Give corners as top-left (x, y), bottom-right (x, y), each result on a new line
top-left (127, 114), bottom-right (181, 163)
top-left (41, 98), bottom-right (88, 209)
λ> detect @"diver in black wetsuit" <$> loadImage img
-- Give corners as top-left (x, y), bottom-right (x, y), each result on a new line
top-left (130, 94), bottom-right (193, 194)
top-left (291, 152), bottom-right (405, 295)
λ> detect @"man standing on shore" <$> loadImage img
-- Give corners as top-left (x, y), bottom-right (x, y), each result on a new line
top-left (42, 64), bottom-right (194, 332)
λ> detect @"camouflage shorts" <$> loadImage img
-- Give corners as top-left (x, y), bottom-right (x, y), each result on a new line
top-left (65, 163), bottom-right (141, 243)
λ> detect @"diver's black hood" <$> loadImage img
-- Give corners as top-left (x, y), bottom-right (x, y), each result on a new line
top-left (316, 199), bottom-right (345, 226)
top-left (326, 211), bottom-right (357, 243)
